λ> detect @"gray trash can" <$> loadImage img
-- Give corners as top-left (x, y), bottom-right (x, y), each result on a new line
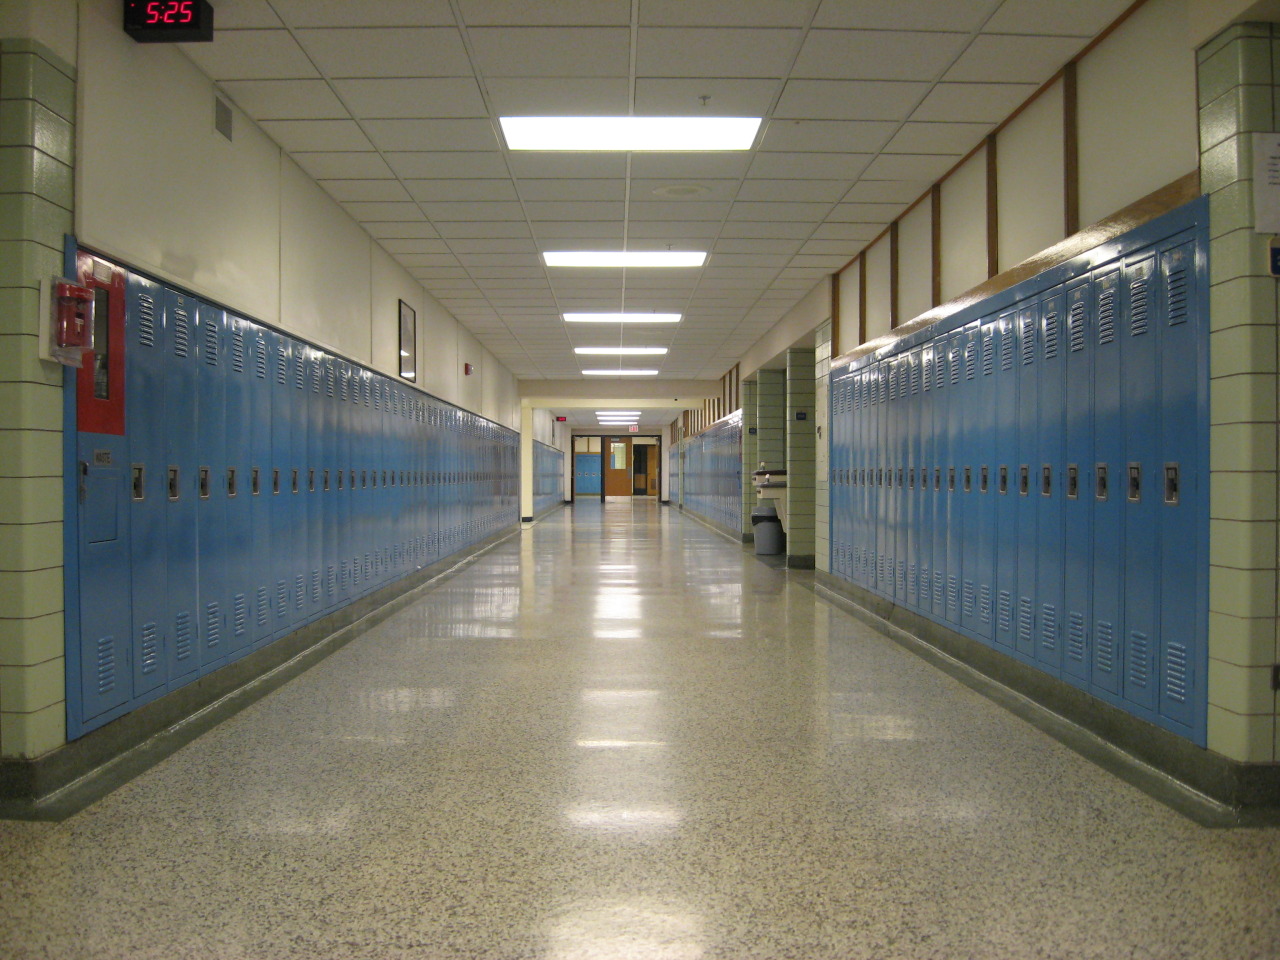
top-left (751, 503), bottom-right (785, 555)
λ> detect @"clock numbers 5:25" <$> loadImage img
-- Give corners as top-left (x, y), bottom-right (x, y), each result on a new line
top-left (146, 1), bottom-right (194, 24)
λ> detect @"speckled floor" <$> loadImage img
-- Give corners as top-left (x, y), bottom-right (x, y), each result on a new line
top-left (1, 499), bottom-right (1278, 959)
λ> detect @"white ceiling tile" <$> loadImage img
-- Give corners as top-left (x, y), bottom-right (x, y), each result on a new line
top-left (636, 27), bottom-right (802, 78)
top-left (712, 238), bottom-right (804, 255)
top-left (627, 201), bottom-right (732, 221)
top-left (522, 201), bottom-right (626, 221)
top-left (827, 201), bottom-right (906, 222)
top-left (363, 119), bottom-right (500, 151)
top-left (735, 179), bottom-right (849, 203)
top-left (385, 152), bottom-right (511, 179)
top-left (758, 119), bottom-right (896, 153)
top-left (983, 0), bottom-right (1132, 36)
top-left (633, 78), bottom-right (780, 117)
top-left (430, 220), bottom-right (531, 238)
top-left (910, 82), bottom-right (1038, 123)
top-left (728, 200), bottom-right (831, 221)
top-left (774, 79), bottom-right (928, 120)
top-left (486, 78), bottom-right (630, 116)
top-left (260, 119), bottom-right (375, 152)
top-left (799, 238), bottom-right (865, 256)
top-left (340, 201), bottom-right (425, 221)
top-left (468, 27), bottom-right (630, 77)
top-left (506, 154), bottom-right (629, 179)
top-left (202, 1), bottom-right (283, 29)
top-left (717, 220), bottom-right (814, 238)
top-left (400, 253), bottom-right (461, 267)
top-left (448, 238), bottom-right (539, 254)
top-left (459, 0), bottom-right (631, 26)
top-left (296, 28), bottom-right (471, 78)
top-left (183, 29), bottom-right (317, 80)
top-left (273, 0), bottom-right (456, 26)
top-left (861, 153), bottom-right (960, 181)
top-left (321, 179), bottom-right (413, 202)
top-left (746, 152), bottom-right (871, 179)
top-left (364, 221), bottom-right (442, 239)
top-left (456, 253), bottom-right (541, 267)
top-left (379, 239), bottom-right (453, 254)
top-left (789, 254), bottom-right (850, 269)
top-left (843, 180), bottom-right (931, 202)
top-left (404, 180), bottom-right (519, 202)
top-left (809, 221), bottom-right (885, 241)
top-left (469, 266), bottom-right (544, 277)
top-left (813, 0), bottom-right (996, 32)
top-left (517, 179), bottom-right (626, 202)
top-left (219, 79), bottom-right (349, 120)
top-left (630, 179), bottom-right (740, 202)
top-left (944, 34), bottom-right (1085, 84)
top-left (792, 29), bottom-right (970, 81)
top-left (291, 151), bottom-right (394, 180)
top-left (708, 254), bottom-right (792, 268)
top-left (882, 121), bottom-right (992, 155)
top-left (333, 78), bottom-right (487, 119)
top-left (419, 201), bottom-right (526, 220)
top-left (628, 154), bottom-right (753, 180)
top-left (529, 222), bottom-right (624, 239)
top-left (641, 0), bottom-right (814, 27)
top-left (625, 222), bottom-right (719, 240)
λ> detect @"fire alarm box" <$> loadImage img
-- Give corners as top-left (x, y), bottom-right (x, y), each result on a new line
top-left (42, 277), bottom-right (96, 367)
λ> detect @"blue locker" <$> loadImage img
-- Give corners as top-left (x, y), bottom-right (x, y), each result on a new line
top-left (943, 331), bottom-right (963, 625)
top-left (195, 302), bottom-right (228, 670)
top-left (1034, 288), bottom-right (1065, 672)
top-left (918, 346), bottom-right (934, 610)
top-left (993, 310), bottom-right (1019, 649)
top-left (972, 319), bottom-right (997, 639)
top-left (1090, 267), bottom-right (1124, 696)
top-left (1157, 237), bottom-right (1202, 734)
top-left (1013, 303), bottom-right (1038, 660)
top-left (576, 453), bottom-right (602, 495)
top-left (162, 290), bottom-right (200, 682)
top-left (1061, 280), bottom-right (1094, 683)
top-left (960, 323), bottom-right (982, 634)
top-left (248, 324), bottom-right (274, 647)
top-left (304, 349), bottom-right (322, 619)
top-left (930, 345), bottom-right (948, 614)
top-left (1121, 253), bottom-right (1160, 713)
top-left (222, 314), bottom-right (254, 657)
top-left (321, 358), bottom-right (337, 611)
top-left (124, 274), bottom-right (168, 697)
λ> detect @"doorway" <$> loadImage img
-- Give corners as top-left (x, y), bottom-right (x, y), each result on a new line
top-left (631, 439), bottom-right (659, 496)
top-left (603, 436), bottom-right (632, 497)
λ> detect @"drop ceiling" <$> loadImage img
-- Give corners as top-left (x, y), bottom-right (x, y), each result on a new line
top-left (190, 0), bottom-right (1132, 384)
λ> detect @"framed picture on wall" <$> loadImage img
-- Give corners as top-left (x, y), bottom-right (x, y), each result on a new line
top-left (399, 299), bottom-right (416, 381)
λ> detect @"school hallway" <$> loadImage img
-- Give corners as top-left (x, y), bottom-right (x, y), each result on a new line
top-left (1, 500), bottom-right (1277, 960)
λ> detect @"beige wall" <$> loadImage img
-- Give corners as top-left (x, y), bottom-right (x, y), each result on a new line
top-left (997, 80), bottom-right (1065, 272)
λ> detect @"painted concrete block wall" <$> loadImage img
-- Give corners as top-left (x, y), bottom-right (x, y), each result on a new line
top-left (786, 348), bottom-right (816, 565)
top-left (1197, 23), bottom-right (1280, 763)
top-left (740, 378), bottom-right (758, 537)
top-left (755, 369), bottom-right (785, 472)
top-left (0, 36), bottom-right (74, 758)
top-left (814, 324), bottom-right (832, 574)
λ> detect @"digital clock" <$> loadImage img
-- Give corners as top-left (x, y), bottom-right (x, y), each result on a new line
top-left (123, 0), bottom-right (214, 43)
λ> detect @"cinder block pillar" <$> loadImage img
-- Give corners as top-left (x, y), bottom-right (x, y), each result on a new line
top-left (815, 323), bottom-right (833, 574)
top-left (1197, 23), bottom-right (1280, 762)
top-left (0, 36), bottom-right (76, 759)
top-left (786, 348), bottom-right (816, 568)
top-left (754, 369), bottom-right (785, 471)
top-left (740, 378), bottom-right (757, 537)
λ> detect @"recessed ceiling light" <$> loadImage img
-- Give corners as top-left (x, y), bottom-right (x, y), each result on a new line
top-left (652, 183), bottom-right (712, 198)
top-left (582, 369), bottom-right (660, 376)
top-left (596, 411), bottom-right (642, 416)
top-left (499, 116), bottom-right (761, 152)
top-left (564, 313), bottom-right (682, 324)
top-left (545, 252), bottom-right (705, 268)
top-left (599, 419), bottom-right (639, 424)
top-left (574, 347), bottom-right (668, 356)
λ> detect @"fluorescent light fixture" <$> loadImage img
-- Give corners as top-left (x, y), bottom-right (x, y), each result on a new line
top-left (500, 116), bottom-right (761, 151)
top-left (582, 369), bottom-right (660, 376)
top-left (564, 313), bottom-right (681, 324)
top-left (598, 417), bottom-right (640, 422)
top-left (596, 411), bottom-right (641, 416)
top-left (544, 251), bottom-right (705, 268)
top-left (578, 348), bottom-right (665, 357)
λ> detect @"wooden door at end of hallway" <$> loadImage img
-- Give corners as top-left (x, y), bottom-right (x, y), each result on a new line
top-left (632, 443), bottom-right (659, 495)
top-left (603, 437), bottom-right (632, 497)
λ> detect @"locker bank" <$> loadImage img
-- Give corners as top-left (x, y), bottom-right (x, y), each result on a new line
top-left (2, 0), bottom-right (1280, 957)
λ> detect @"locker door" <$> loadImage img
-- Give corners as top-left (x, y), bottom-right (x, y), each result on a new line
top-left (905, 350), bottom-right (921, 609)
top-left (269, 332), bottom-right (294, 635)
top-left (75, 258), bottom-right (132, 723)
top-left (993, 311), bottom-right (1019, 649)
top-left (305, 351), bottom-right (323, 618)
top-left (248, 325), bottom-right (273, 646)
top-left (290, 339), bottom-right (309, 619)
top-left (1034, 288), bottom-right (1065, 672)
top-left (1014, 304), bottom-right (1038, 659)
top-left (919, 346), bottom-right (934, 611)
top-left (124, 273), bottom-right (168, 698)
top-left (960, 324), bottom-right (982, 634)
top-left (195, 302), bottom-right (228, 670)
top-left (1090, 268), bottom-right (1124, 695)
top-left (222, 314), bottom-right (253, 656)
top-left (1157, 237), bottom-right (1203, 736)
top-left (322, 359), bottom-right (337, 609)
top-left (163, 289), bottom-right (200, 680)
top-left (944, 332), bottom-right (963, 625)
top-left (1121, 253), bottom-right (1160, 712)
top-left (931, 344), bottom-right (949, 615)
top-left (972, 319), bottom-right (997, 640)
top-left (1062, 280), bottom-right (1094, 683)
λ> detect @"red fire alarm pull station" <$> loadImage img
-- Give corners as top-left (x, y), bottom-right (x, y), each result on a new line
top-left (50, 280), bottom-right (96, 368)
top-left (464, 363), bottom-right (474, 376)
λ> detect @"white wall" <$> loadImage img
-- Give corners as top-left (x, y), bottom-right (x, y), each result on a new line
top-left (73, 0), bottom-right (519, 429)
top-left (897, 196), bottom-right (933, 323)
top-left (864, 234), bottom-right (892, 340)
top-left (998, 79), bottom-right (1065, 271)
top-left (939, 145), bottom-right (988, 302)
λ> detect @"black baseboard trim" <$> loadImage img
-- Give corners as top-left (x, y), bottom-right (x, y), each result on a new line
top-left (521, 515), bottom-right (534, 522)
top-left (0, 526), bottom-right (521, 821)
top-left (814, 571), bottom-right (1280, 825)
top-left (786, 554), bottom-right (816, 569)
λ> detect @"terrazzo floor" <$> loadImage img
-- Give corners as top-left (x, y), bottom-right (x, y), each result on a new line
top-left (2, 499), bottom-right (1279, 959)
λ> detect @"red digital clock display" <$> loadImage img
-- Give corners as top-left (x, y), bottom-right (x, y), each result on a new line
top-left (123, 0), bottom-right (213, 42)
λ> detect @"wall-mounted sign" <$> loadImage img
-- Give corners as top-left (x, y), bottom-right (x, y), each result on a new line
top-left (1253, 132), bottom-right (1280, 234)
top-left (795, 411), bottom-right (807, 421)
top-left (124, 1), bottom-right (215, 43)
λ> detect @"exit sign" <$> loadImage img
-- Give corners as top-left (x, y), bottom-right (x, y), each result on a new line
top-left (628, 425), bottom-right (639, 433)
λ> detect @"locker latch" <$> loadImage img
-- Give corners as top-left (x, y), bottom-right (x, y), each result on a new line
top-left (998, 465), bottom-right (1008, 495)
top-left (1164, 463), bottom-right (1179, 505)
top-left (1066, 464), bottom-right (1078, 500)
top-left (272, 468), bottom-right (280, 495)
top-left (252, 467), bottom-right (261, 496)
top-left (963, 466), bottom-right (971, 493)
top-left (291, 468), bottom-right (299, 494)
top-left (168, 466), bottom-right (180, 501)
top-left (934, 467), bottom-right (941, 491)
top-left (199, 466), bottom-right (210, 500)
top-left (1127, 463), bottom-right (1141, 502)
top-left (324, 469), bottom-right (331, 492)
top-left (897, 468), bottom-right (903, 488)
top-left (132, 464), bottom-right (145, 502)
top-left (980, 465), bottom-right (988, 493)
top-left (909, 467), bottom-right (915, 489)
top-left (948, 466), bottom-right (955, 491)
top-left (78, 460), bottom-right (88, 503)
top-left (1095, 463), bottom-right (1108, 501)
top-left (1019, 465), bottom-right (1029, 496)
top-left (1041, 465), bottom-right (1052, 497)
top-left (227, 466), bottom-right (237, 498)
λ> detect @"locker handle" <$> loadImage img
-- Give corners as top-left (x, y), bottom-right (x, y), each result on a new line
top-left (947, 467), bottom-right (955, 492)
top-left (272, 468), bottom-right (280, 496)
top-left (361, 470), bottom-right (367, 489)
top-left (1067, 464), bottom-right (1078, 500)
top-left (252, 467), bottom-right (261, 496)
top-left (1019, 465), bottom-right (1029, 496)
top-left (199, 467), bottom-right (210, 500)
top-left (132, 464), bottom-right (145, 502)
top-left (1127, 463), bottom-right (1141, 502)
top-left (291, 468), bottom-right (299, 495)
top-left (168, 466), bottom-right (180, 501)
top-left (998, 465), bottom-right (1008, 495)
top-left (337, 469), bottom-right (344, 491)
top-left (1095, 463), bottom-right (1108, 501)
top-left (980, 465), bottom-right (988, 494)
top-left (909, 467), bottom-right (915, 489)
top-left (963, 466), bottom-right (971, 493)
top-left (227, 466), bottom-right (237, 498)
top-left (308, 468), bottom-right (315, 493)
top-left (1041, 465), bottom-right (1052, 497)
top-left (350, 469), bottom-right (355, 489)
top-left (897, 468), bottom-right (903, 488)
top-left (78, 461), bottom-right (88, 503)
top-left (323, 468), bottom-right (330, 492)
top-left (1164, 463), bottom-right (1179, 505)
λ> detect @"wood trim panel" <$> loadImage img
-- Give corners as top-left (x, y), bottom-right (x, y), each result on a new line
top-left (1064, 59), bottom-right (1080, 237)
top-left (931, 183), bottom-right (942, 307)
top-left (889, 220), bottom-right (900, 329)
top-left (986, 135), bottom-right (999, 278)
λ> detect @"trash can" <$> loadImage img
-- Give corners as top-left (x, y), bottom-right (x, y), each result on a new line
top-left (751, 502), bottom-right (785, 555)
